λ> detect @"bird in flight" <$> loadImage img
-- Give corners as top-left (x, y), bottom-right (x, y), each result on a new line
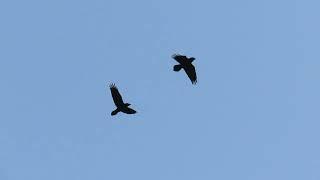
top-left (109, 83), bottom-right (137, 116)
top-left (172, 54), bottom-right (197, 84)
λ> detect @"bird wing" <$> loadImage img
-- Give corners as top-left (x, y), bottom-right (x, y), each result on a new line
top-left (109, 83), bottom-right (124, 107)
top-left (122, 107), bottom-right (137, 114)
top-left (184, 64), bottom-right (197, 84)
top-left (172, 54), bottom-right (188, 64)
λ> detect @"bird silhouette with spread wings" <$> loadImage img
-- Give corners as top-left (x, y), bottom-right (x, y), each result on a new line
top-left (109, 83), bottom-right (137, 116)
top-left (172, 54), bottom-right (197, 84)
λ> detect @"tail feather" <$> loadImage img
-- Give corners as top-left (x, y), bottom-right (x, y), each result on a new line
top-left (173, 65), bottom-right (182, 72)
top-left (111, 109), bottom-right (120, 116)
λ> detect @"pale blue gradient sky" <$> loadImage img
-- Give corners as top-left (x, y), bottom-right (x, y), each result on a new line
top-left (0, 0), bottom-right (319, 179)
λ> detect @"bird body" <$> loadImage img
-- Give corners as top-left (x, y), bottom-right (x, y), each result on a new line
top-left (109, 83), bottom-right (136, 116)
top-left (172, 54), bottom-right (197, 84)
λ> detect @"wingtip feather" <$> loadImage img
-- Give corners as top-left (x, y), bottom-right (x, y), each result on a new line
top-left (109, 83), bottom-right (117, 89)
top-left (171, 53), bottom-right (180, 59)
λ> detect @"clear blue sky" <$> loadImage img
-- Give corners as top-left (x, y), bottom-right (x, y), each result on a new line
top-left (0, 0), bottom-right (319, 179)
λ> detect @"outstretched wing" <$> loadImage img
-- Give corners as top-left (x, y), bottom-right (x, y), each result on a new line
top-left (109, 83), bottom-right (124, 107)
top-left (172, 54), bottom-right (188, 64)
top-left (184, 64), bottom-right (197, 84)
top-left (122, 107), bottom-right (137, 114)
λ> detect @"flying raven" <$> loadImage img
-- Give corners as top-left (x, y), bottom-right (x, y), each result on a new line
top-left (109, 83), bottom-right (137, 116)
top-left (172, 54), bottom-right (197, 84)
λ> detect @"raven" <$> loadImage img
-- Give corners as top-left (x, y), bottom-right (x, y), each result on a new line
top-left (172, 54), bottom-right (197, 84)
top-left (109, 83), bottom-right (137, 116)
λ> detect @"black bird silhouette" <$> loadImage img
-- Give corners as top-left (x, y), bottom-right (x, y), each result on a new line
top-left (109, 83), bottom-right (137, 116)
top-left (172, 54), bottom-right (197, 84)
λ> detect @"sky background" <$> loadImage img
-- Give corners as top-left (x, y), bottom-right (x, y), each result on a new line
top-left (0, 0), bottom-right (319, 179)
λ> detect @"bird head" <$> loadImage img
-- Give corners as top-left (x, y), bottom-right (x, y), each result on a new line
top-left (189, 57), bottom-right (195, 62)
top-left (125, 103), bottom-right (131, 106)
